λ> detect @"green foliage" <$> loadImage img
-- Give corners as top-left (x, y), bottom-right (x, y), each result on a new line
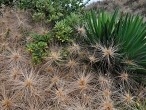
top-left (32, 12), bottom-right (46, 22)
top-left (17, 0), bottom-right (84, 63)
top-left (31, 33), bottom-right (52, 43)
top-left (27, 33), bottom-right (52, 64)
top-left (0, 0), bottom-right (14, 6)
top-left (27, 12), bottom-right (82, 64)
top-left (84, 10), bottom-right (146, 73)
top-left (61, 48), bottom-right (70, 58)
top-left (53, 21), bottom-right (73, 43)
top-left (17, 0), bottom-right (87, 23)
top-left (64, 12), bottom-right (83, 27)
top-left (53, 13), bottom-right (82, 43)
top-left (135, 100), bottom-right (146, 110)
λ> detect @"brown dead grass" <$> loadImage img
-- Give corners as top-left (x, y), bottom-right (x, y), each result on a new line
top-left (86, 0), bottom-right (146, 20)
top-left (0, 7), bottom-right (48, 46)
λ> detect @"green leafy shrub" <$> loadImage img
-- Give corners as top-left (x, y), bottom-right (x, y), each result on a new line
top-left (64, 13), bottom-right (83, 27)
top-left (17, 0), bottom-right (89, 23)
top-left (15, 0), bottom-right (86, 64)
top-left (53, 13), bottom-right (82, 43)
top-left (0, 0), bottom-right (14, 6)
top-left (27, 12), bottom-right (82, 64)
top-left (27, 33), bottom-right (52, 64)
top-left (84, 10), bottom-right (146, 73)
top-left (53, 21), bottom-right (73, 43)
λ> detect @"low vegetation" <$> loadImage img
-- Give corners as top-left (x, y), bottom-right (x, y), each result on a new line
top-left (0, 0), bottom-right (145, 110)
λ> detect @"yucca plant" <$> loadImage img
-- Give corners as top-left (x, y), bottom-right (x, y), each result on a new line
top-left (84, 10), bottom-right (146, 73)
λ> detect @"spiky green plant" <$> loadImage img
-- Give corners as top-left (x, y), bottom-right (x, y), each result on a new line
top-left (84, 10), bottom-right (146, 73)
